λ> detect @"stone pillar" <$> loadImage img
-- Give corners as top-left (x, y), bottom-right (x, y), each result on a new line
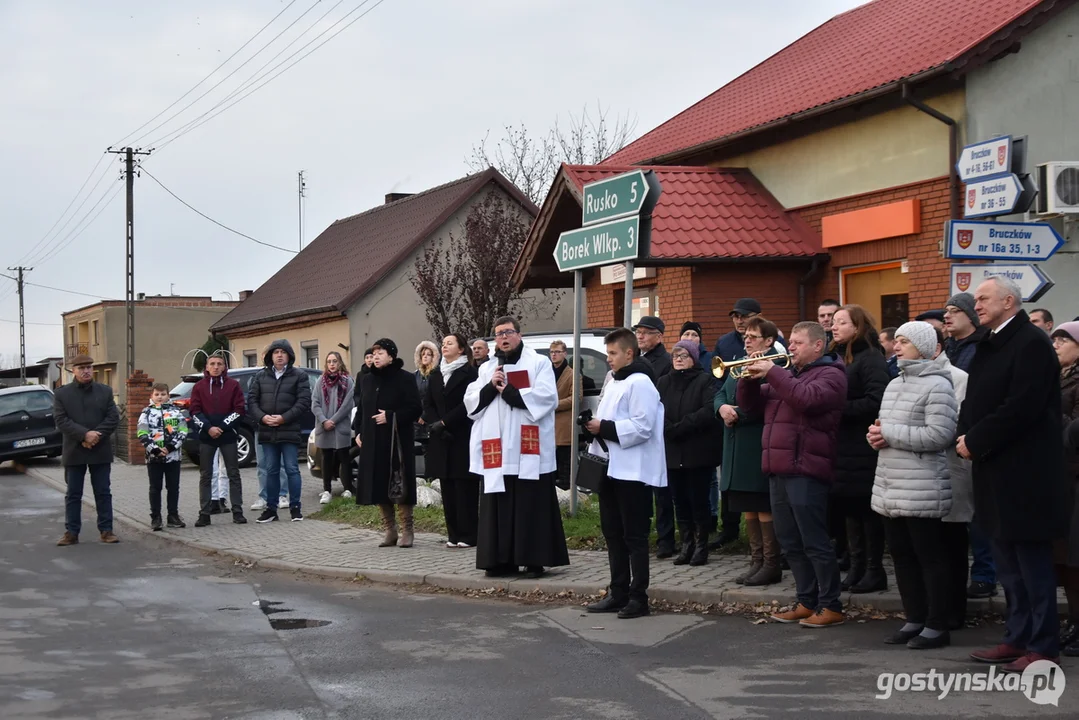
top-left (125, 370), bottom-right (153, 465)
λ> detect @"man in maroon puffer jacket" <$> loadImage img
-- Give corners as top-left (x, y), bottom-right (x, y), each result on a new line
top-left (738, 321), bottom-right (847, 628)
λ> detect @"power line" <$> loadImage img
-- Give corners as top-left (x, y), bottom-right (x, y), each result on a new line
top-left (14, 152), bottom-right (109, 266)
top-left (112, 0), bottom-right (302, 149)
top-left (140, 166), bottom-right (298, 253)
top-left (29, 180), bottom-right (125, 268)
top-left (20, 160), bottom-right (117, 267)
top-left (129, 0), bottom-right (324, 149)
top-left (0, 317), bottom-right (59, 327)
top-left (153, 0), bottom-right (386, 151)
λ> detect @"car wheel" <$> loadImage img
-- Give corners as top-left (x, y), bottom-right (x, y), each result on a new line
top-left (236, 429), bottom-right (255, 468)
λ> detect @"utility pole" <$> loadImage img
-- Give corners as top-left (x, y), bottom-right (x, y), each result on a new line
top-left (6, 266), bottom-right (31, 384)
top-left (107, 146), bottom-right (151, 379)
top-left (298, 170), bottom-right (306, 250)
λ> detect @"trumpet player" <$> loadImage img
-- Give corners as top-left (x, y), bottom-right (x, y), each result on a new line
top-left (737, 321), bottom-right (848, 628)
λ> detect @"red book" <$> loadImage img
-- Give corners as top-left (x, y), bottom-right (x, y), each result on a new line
top-left (506, 370), bottom-right (531, 389)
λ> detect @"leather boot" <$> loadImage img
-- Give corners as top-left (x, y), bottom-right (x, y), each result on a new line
top-left (851, 514), bottom-right (888, 593)
top-left (736, 517), bottom-right (764, 583)
top-left (743, 520), bottom-right (782, 586)
top-left (690, 529), bottom-right (709, 566)
top-left (841, 515), bottom-right (866, 591)
top-left (673, 529), bottom-right (695, 565)
top-left (397, 504), bottom-right (414, 548)
top-left (378, 504), bottom-right (398, 547)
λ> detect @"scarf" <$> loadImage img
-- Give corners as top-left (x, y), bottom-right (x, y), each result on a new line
top-left (321, 372), bottom-right (348, 410)
top-left (440, 355), bottom-right (468, 383)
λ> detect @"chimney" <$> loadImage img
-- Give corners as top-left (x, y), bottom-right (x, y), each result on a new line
top-left (239, 290), bottom-right (254, 301)
top-left (385, 192), bottom-right (413, 204)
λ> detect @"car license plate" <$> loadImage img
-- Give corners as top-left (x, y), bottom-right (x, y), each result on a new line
top-left (14, 437), bottom-right (46, 449)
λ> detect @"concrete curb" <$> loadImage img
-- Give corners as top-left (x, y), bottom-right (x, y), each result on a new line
top-left (24, 466), bottom-right (1048, 615)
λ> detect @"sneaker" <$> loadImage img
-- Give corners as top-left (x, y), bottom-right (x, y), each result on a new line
top-left (278, 497), bottom-right (290, 509)
top-left (256, 510), bottom-right (278, 524)
top-left (100, 531), bottom-right (119, 544)
top-left (209, 499), bottom-right (223, 515)
top-left (341, 490), bottom-right (353, 499)
top-left (967, 580), bottom-right (997, 599)
top-left (290, 507), bottom-right (303, 522)
top-left (194, 514), bottom-right (211, 528)
top-left (800, 608), bottom-right (845, 628)
top-left (447, 541), bottom-right (457, 548)
top-left (319, 491), bottom-right (332, 505)
top-left (57, 532), bottom-right (79, 546)
top-left (771, 603), bottom-right (815, 623)
top-left (457, 542), bottom-right (473, 548)
top-left (166, 514), bottom-right (186, 528)
top-left (232, 512), bottom-right (248, 525)
top-left (151, 516), bottom-right (163, 532)
top-left (250, 498), bottom-right (268, 511)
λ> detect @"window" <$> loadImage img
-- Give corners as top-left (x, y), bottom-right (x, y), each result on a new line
top-left (103, 369), bottom-right (112, 389)
top-left (244, 351), bottom-right (257, 367)
top-left (304, 344), bottom-right (319, 370)
top-left (630, 288), bottom-right (659, 328)
top-left (0, 390), bottom-right (53, 415)
top-left (92, 320), bottom-right (99, 345)
top-left (68, 326), bottom-right (75, 345)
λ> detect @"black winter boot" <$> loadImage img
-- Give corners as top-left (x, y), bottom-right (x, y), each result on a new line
top-left (689, 530), bottom-right (709, 566)
top-left (841, 515), bottom-right (866, 591)
top-left (673, 530), bottom-right (695, 565)
top-left (851, 514), bottom-right (888, 593)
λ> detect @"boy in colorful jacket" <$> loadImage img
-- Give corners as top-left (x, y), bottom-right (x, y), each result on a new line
top-left (137, 382), bottom-right (189, 531)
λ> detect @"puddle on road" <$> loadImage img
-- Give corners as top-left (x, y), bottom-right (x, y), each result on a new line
top-left (269, 618), bottom-right (332, 630)
top-left (252, 599), bottom-right (331, 630)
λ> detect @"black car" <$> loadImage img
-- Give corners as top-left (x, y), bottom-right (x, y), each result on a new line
top-left (0, 385), bottom-right (63, 463)
top-left (170, 367), bottom-right (321, 467)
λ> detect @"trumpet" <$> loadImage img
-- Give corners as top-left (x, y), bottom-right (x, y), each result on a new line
top-left (711, 353), bottom-right (792, 379)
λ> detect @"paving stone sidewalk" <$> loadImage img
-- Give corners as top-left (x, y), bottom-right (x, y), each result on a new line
top-left (26, 460), bottom-right (1030, 614)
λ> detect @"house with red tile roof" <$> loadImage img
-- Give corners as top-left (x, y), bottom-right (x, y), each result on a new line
top-left (212, 167), bottom-right (570, 371)
top-left (513, 0), bottom-right (1071, 341)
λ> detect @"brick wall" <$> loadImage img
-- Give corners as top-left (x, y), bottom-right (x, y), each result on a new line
top-left (124, 370), bottom-right (153, 465)
top-left (693, 263), bottom-right (809, 341)
top-left (793, 176), bottom-right (953, 317)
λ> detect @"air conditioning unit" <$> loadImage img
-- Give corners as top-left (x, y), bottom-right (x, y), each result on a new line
top-left (1036, 162), bottom-right (1079, 215)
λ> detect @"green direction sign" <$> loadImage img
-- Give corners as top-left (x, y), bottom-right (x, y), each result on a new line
top-left (554, 215), bottom-right (641, 272)
top-left (582, 170), bottom-right (650, 226)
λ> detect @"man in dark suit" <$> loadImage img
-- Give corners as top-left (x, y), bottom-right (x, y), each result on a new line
top-left (958, 277), bottom-right (1068, 672)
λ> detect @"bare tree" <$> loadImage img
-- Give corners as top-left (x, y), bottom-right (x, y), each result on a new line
top-left (411, 193), bottom-right (561, 340)
top-left (467, 103), bottom-right (637, 204)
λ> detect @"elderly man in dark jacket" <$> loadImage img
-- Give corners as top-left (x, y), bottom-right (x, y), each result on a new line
top-left (738, 322), bottom-right (848, 628)
top-left (53, 355), bottom-right (120, 546)
top-left (248, 339), bottom-right (312, 523)
top-left (958, 278), bottom-right (1069, 671)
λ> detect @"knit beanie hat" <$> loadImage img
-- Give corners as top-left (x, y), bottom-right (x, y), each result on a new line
top-left (672, 339), bottom-right (701, 364)
top-left (372, 338), bottom-right (398, 358)
top-left (895, 321), bottom-right (938, 360)
top-left (945, 292), bottom-right (979, 327)
top-left (1052, 321), bottom-right (1079, 344)
top-left (680, 321), bottom-right (703, 339)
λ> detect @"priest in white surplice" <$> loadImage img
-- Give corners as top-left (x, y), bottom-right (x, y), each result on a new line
top-left (465, 316), bottom-right (570, 579)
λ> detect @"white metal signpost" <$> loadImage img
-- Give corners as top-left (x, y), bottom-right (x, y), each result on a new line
top-left (963, 173), bottom-right (1023, 218)
top-left (949, 263), bottom-right (1054, 303)
top-left (956, 136), bottom-right (1012, 183)
top-left (557, 169), bottom-right (661, 516)
top-left (944, 219), bottom-right (1065, 262)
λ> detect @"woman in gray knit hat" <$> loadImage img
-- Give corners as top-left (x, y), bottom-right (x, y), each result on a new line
top-left (868, 321), bottom-right (959, 650)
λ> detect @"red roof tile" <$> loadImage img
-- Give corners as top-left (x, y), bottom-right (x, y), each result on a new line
top-left (562, 165), bottom-right (822, 260)
top-left (605, 0), bottom-right (1048, 165)
top-left (212, 168), bottom-right (535, 332)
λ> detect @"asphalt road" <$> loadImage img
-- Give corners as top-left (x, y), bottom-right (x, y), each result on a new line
top-left (0, 467), bottom-right (1071, 719)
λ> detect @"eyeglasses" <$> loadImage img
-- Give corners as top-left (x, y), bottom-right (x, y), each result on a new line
top-left (494, 329), bottom-right (518, 339)
top-left (1053, 337), bottom-right (1075, 347)
top-left (635, 328), bottom-right (660, 336)
top-left (743, 333), bottom-right (763, 340)
top-left (732, 313), bottom-right (758, 320)
top-left (671, 352), bottom-right (691, 360)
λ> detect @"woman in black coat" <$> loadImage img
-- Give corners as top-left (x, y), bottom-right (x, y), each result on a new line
top-left (656, 340), bottom-right (720, 566)
top-left (353, 338), bottom-right (422, 549)
top-left (422, 333), bottom-right (480, 548)
top-left (829, 305), bottom-right (891, 593)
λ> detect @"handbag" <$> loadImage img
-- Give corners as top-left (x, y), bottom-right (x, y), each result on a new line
top-left (576, 436), bottom-right (610, 494)
top-left (387, 418), bottom-right (407, 502)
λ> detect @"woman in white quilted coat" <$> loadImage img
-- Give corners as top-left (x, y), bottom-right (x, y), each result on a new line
top-left (866, 321), bottom-right (958, 651)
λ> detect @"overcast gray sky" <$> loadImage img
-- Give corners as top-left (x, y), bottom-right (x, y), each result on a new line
top-left (0, 0), bottom-right (865, 364)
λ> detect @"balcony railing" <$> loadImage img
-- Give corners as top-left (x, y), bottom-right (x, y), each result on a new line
top-left (65, 342), bottom-right (90, 359)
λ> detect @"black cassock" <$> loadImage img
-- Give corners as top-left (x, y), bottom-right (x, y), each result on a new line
top-left (476, 471), bottom-right (570, 571)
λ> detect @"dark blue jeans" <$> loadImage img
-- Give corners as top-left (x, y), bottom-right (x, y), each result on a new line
top-left (969, 518), bottom-right (997, 584)
top-left (770, 474), bottom-right (842, 613)
top-left (993, 538), bottom-right (1059, 657)
top-left (65, 463), bottom-right (113, 535)
top-left (261, 443), bottom-right (302, 510)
